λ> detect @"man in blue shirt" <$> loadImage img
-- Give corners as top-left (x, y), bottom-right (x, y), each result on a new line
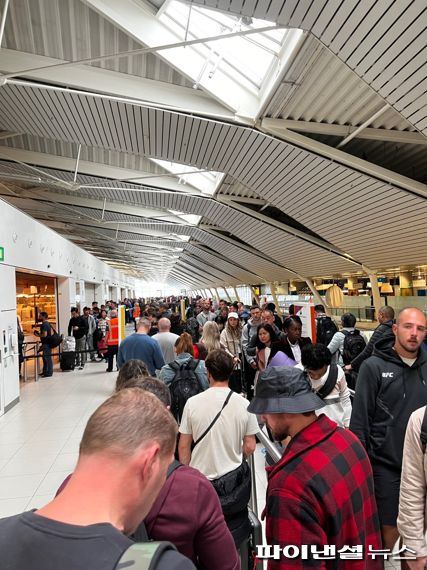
top-left (118, 318), bottom-right (165, 375)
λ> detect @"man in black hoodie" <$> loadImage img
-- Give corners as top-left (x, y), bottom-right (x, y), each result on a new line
top-left (350, 307), bottom-right (427, 561)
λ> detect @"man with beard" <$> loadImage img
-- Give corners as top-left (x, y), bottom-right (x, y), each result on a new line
top-left (350, 307), bottom-right (427, 566)
top-left (248, 367), bottom-right (382, 569)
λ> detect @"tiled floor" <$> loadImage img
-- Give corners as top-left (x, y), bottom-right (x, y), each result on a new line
top-left (0, 356), bottom-right (400, 569)
top-left (0, 360), bottom-right (116, 517)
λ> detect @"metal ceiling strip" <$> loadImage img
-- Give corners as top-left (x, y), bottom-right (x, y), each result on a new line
top-left (282, 162), bottom-right (350, 205)
top-left (209, 125), bottom-right (239, 171)
top-left (366, 31), bottom-right (427, 89)
top-left (346, 2), bottom-right (421, 70)
top-left (241, 139), bottom-right (292, 189)
top-left (179, 115), bottom-right (195, 165)
top-left (254, 147), bottom-right (310, 195)
top-left (391, 73), bottom-right (427, 111)
top-left (264, 153), bottom-right (326, 202)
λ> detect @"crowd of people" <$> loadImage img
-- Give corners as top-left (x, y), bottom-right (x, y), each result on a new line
top-left (5, 295), bottom-right (427, 569)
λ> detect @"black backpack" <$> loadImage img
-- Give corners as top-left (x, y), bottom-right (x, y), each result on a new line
top-left (342, 330), bottom-right (366, 365)
top-left (316, 316), bottom-right (338, 346)
top-left (169, 358), bottom-right (202, 422)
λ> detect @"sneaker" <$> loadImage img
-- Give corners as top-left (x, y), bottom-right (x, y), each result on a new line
top-left (78, 366), bottom-right (84, 370)
top-left (106, 368), bottom-right (113, 372)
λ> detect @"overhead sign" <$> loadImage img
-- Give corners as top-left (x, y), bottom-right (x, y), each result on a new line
top-left (0, 247), bottom-right (4, 262)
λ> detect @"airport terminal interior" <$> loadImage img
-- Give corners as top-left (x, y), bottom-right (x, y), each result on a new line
top-left (0, 0), bottom-right (426, 568)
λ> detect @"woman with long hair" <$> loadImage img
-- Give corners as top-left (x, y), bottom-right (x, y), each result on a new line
top-left (159, 332), bottom-right (208, 389)
top-left (220, 312), bottom-right (243, 393)
top-left (255, 323), bottom-right (296, 375)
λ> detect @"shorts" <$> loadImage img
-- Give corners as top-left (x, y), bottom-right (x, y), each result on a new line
top-left (372, 462), bottom-right (401, 526)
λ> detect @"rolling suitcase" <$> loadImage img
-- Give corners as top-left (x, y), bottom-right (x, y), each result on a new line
top-left (61, 336), bottom-right (76, 371)
top-left (60, 351), bottom-right (75, 371)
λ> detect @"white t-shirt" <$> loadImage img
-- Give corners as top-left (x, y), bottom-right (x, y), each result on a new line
top-left (179, 387), bottom-right (259, 480)
top-left (401, 356), bottom-right (417, 367)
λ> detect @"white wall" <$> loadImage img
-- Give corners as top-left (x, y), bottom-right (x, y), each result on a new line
top-left (0, 199), bottom-right (136, 412)
top-left (0, 198), bottom-right (135, 290)
top-left (0, 264), bottom-right (19, 411)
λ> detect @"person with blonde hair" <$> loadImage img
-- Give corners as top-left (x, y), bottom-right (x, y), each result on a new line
top-left (195, 321), bottom-right (234, 360)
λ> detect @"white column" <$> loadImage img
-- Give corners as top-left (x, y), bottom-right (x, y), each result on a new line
top-left (232, 287), bottom-right (241, 303)
top-left (114, 286), bottom-right (121, 302)
top-left (269, 282), bottom-right (283, 316)
top-left (57, 277), bottom-right (76, 335)
top-left (94, 283), bottom-right (104, 304)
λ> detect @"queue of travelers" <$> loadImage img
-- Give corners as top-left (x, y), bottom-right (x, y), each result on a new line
top-left (8, 294), bottom-right (427, 569)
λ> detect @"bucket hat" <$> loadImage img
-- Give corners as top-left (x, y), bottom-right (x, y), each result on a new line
top-left (247, 366), bottom-right (325, 414)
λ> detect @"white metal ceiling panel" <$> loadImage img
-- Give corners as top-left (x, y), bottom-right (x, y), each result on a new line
top-left (1, 83), bottom-right (426, 274)
top-left (189, 0), bottom-right (427, 136)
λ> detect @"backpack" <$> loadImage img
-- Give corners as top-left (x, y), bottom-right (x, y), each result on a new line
top-left (316, 316), bottom-right (338, 345)
top-left (115, 542), bottom-right (177, 570)
top-left (169, 359), bottom-right (202, 422)
top-left (342, 330), bottom-right (366, 365)
top-left (44, 326), bottom-right (63, 349)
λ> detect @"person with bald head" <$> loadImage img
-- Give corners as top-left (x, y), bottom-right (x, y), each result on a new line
top-left (350, 307), bottom-right (427, 564)
top-left (152, 317), bottom-right (180, 364)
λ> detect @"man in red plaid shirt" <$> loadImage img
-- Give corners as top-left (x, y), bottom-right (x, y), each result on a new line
top-left (248, 367), bottom-right (383, 569)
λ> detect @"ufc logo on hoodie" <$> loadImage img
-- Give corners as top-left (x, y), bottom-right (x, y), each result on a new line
top-left (382, 373), bottom-right (394, 378)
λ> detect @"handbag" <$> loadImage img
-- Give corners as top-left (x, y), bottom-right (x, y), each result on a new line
top-left (44, 326), bottom-right (63, 349)
top-left (211, 460), bottom-right (251, 516)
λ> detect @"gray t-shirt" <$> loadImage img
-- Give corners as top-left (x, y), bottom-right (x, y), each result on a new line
top-left (0, 511), bottom-right (195, 570)
top-left (152, 332), bottom-right (180, 365)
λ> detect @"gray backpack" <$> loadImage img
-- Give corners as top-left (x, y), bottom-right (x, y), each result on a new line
top-left (115, 541), bottom-right (176, 570)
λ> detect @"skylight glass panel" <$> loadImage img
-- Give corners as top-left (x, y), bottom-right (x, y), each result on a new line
top-left (151, 158), bottom-right (223, 195)
top-left (159, 1), bottom-right (299, 104)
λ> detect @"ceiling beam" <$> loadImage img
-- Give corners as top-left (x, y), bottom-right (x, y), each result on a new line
top-left (0, 49), bottom-right (233, 120)
top-left (0, 146), bottom-right (197, 193)
top-left (273, 119), bottom-right (427, 146)
top-left (260, 118), bottom-right (427, 200)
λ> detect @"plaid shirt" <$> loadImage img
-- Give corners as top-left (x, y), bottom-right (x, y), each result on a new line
top-left (263, 414), bottom-right (382, 569)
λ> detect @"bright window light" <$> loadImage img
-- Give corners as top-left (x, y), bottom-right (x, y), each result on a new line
top-left (151, 158), bottom-right (224, 195)
top-left (168, 209), bottom-right (202, 226)
top-left (158, 1), bottom-right (303, 116)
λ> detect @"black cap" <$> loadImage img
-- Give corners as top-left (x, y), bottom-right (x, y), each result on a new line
top-left (247, 366), bottom-right (325, 415)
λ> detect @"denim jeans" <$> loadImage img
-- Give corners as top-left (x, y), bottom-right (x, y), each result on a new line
top-left (75, 336), bottom-right (87, 367)
top-left (42, 344), bottom-right (53, 376)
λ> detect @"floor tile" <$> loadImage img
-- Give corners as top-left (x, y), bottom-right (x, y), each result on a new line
top-left (35, 470), bottom-right (72, 496)
top-left (0, 497), bottom-right (31, 518)
top-left (0, 474), bottom-right (45, 499)
top-left (49, 453), bottom-right (78, 473)
top-left (26, 494), bottom-right (56, 511)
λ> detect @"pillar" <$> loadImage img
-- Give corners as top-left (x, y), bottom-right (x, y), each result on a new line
top-left (232, 287), bottom-right (241, 303)
top-left (305, 278), bottom-right (329, 314)
top-left (269, 283), bottom-right (283, 316)
top-left (94, 283), bottom-right (104, 305)
top-left (368, 273), bottom-right (381, 318)
top-left (222, 287), bottom-right (232, 302)
top-left (57, 277), bottom-right (76, 335)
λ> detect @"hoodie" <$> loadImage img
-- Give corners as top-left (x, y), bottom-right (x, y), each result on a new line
top-left (350, 336), bottom-right (427, 471)
top-left (350, 319), bottom-right (394, 372)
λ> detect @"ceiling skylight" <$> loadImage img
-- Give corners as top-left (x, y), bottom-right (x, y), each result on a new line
top-left (151, 158), bottom-right (224, 195)
top-left (158, 1), bottom-right (304, 117)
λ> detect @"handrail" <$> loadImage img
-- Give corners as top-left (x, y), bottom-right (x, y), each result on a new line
top-left (257, 426), bottom-right (283, 463)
